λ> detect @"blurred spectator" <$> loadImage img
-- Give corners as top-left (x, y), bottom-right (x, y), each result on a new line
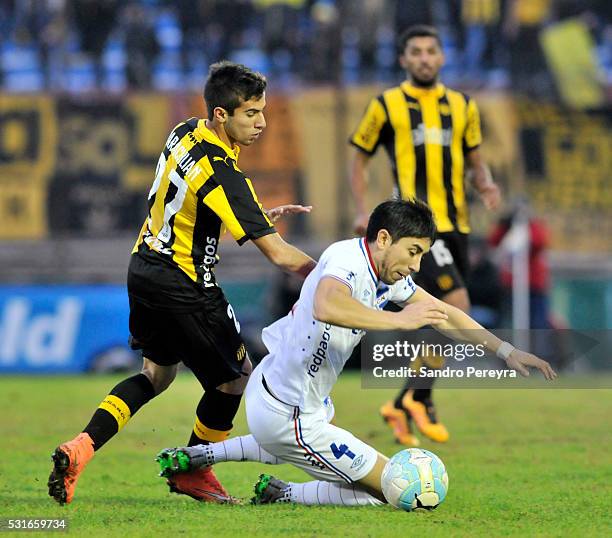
top-left (488, 211), bottom-right (552, 329)
top-left (465, 236), bottom-right (502, 328)
top-left (39, 0), bottom-right (68, 89)
top-left (254, 0), bottom-right (308, 79)
top-left (175, 0), bottom-right (256, 78)
top-left (122, 2), bottom-right (159, 88)
top-left (392, 0), bottom-right (433, 33)
top-left (460, 0), bottom-right (503, 85)
top-left (503, 0), bottom-right (553, 96)
top-left (306, 0), bottom-right (341, 81)
top-left (5, 0), bottom-right (67, 88)
top-left (70, 0), bottom-right (119, 86)
top-left (174, 0), bottom-right (208, 78)
top-left (340, 0), bottom-right (389, 81)
top-left (0, 0), bottom-right (610, 93)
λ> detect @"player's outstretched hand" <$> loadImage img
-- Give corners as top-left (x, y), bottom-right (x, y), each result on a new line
top-left (505, 350), bottom-right (557, 380)
top-left (266, 204), bottom-right (312, 223)
top-left (396, 298), bottom-right (448, 330)
top-left (353, 213), bottom-right (369, 236)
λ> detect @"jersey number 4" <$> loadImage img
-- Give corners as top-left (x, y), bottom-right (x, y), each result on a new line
top-left (330, 443), bottom-right (355, 460)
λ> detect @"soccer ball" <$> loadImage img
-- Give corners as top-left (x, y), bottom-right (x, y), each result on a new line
top-left (381, 448), bottom-right (448, 511)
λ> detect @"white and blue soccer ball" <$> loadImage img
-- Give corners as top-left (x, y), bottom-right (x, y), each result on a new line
top-left (381, 448), bottom-right (449, 511)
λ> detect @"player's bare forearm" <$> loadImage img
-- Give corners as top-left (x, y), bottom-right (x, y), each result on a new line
top-left (435, 302), bottom-right (504, 352)
top-left (466, 149), bottom-right (501, 210)
top-left (278, 244), bottom-right (316, 278)
top-left (314, 278), bottom-right (447, 331)
top-left (313, 278), bottom-right (401, 330)
top-left (407, 288), bottom-right (556, 379)
top-left (349, 150), bottom-right (370, 215)
top-left (253, 233), bottom-right (316, 279)
top-left (466, 149), bottom-right (488, 188)
top-left (408, 287), bottom-right (503, 351)
top-left (349, 149), bottom-right (372, 234)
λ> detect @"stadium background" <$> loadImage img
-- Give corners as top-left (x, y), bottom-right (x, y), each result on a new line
top-left (0, 0), bottom-right (609, 374)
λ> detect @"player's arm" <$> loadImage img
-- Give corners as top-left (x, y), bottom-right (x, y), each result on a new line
top-left (349, 148), bottom-right (373, 235)
top-left (204, 157), bottom-right (316, 279)
top-left (465, 149), bottom-right (501, 211)
top-left (253, 232), bottom-right (316, 279)
top-left (313, 276), bottom-right (448, 331)
top-left (463, 96), bottom-right (501, 211)
top-left (348, 97), bottom-right (387, 235)
top-left (402, 287), bottom-right (557, 380)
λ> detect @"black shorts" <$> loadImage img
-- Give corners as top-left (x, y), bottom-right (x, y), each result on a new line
top-left (128, 287), bottom-right (248, 390)
top-left (412, 232), bottom-right (469, 299)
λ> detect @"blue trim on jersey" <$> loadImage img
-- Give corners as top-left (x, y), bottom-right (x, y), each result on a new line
top-left (296, 417), bottom-right (352, 483)
top-left (359, 239), bottom-right (377, 286)
top-left (376, 285), bottom-right (388, 298)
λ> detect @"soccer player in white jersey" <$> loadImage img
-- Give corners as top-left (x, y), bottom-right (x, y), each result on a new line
top-left (156, 199), bottom-right (556, 506)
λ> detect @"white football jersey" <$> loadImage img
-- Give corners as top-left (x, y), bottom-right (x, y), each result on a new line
top-left (259, 238), bottom-right (417, 413)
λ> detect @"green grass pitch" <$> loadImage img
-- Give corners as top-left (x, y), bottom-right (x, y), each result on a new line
top-left (1, 373), bottom-right (611, 537)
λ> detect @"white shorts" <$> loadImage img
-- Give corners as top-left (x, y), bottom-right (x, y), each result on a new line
top-left (245, 367), bottom-right (378, 483)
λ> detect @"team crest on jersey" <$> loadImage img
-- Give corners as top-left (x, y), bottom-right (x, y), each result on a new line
top-left (362, 289), bottom-right (371, 299)
top-left (375, 294), bottom-right (388, 307)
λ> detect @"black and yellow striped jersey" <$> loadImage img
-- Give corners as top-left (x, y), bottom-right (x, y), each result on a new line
top-left (350, 82), bottom-right (482, 233)
top-left (130, 117), bottom-right (275, 310)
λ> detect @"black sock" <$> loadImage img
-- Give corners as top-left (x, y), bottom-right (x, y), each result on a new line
top-left (394, 387), bottom-right (411, 409)
top-left (393, 384), bottom-right (434, 408)
top-left (188, 389), bottom-right (243, 446)
top-left (83, 373), bottom-right (156, 450)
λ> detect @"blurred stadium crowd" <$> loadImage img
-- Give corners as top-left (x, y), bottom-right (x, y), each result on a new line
top-left (1, 0), bottom-right (611, 95)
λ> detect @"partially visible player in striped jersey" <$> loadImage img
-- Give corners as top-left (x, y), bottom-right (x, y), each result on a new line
top-left (48, 61), bottom-right (316, 506)
top-left (156, 200), bottom-right (556, 507)
top-left (349, 25), bottom-right (502, 446)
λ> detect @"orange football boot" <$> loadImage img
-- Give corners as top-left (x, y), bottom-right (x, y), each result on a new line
top-left (380, 401), bottom-right (420, 446)
top-left (167, 467), bottom-right (239, 504)
top-left (48, 432), bottom-right (95, 505)
top-left (401, 392), bottom-right (449, 443)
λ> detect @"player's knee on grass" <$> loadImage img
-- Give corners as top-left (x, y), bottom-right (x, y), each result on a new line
top-left (357, 453), bottom-right (389, 503)
top-left (141, 358), bottom-right (177, 395)
top-left (442, 287), bottom-right (471, 313)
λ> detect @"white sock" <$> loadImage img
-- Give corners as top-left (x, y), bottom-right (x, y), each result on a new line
top-left (194, 435), bottom-right (281, 465)
top-left (285, 481), bottom-right (384, 506)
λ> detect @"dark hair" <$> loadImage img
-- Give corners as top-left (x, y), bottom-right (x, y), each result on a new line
top-left (397, 25), bottom-right (442, 54)
top-left (366, 199), bottom-right (436, 244)
top-left (204, 61), bottom-right (267, 118)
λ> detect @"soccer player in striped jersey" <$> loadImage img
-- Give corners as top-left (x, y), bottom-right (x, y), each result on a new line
top-left (48, 61), bottom-right (316, 506)
top-left (349, 25), bottom-right (502, 445)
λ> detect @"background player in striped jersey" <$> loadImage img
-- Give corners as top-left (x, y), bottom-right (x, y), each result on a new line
top-left (155, 199), bottom-right (555, 507)
top-left (349, 25), bottom-right (502, 446)
top-left (48, 61), bottom-right (316, 506)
